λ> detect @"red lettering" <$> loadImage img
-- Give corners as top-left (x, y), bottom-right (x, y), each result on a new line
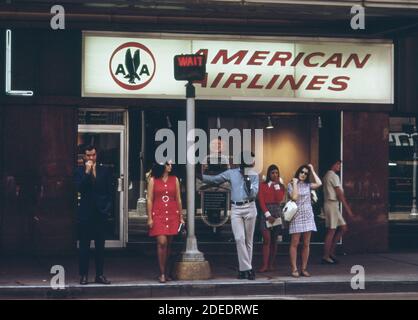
top-left (223, 73), bottom-right (248, 89)
top-left (211, 50), bottom-right (248, 65)
top-left (194, 56), bottom-right (203, 66)
top-left (321, 53), bottom-right (342, 68)
top-left (265, 75), bottom-right (280, 89)
top-left (306, 76), bottom-right (328, 90)
top-left (211, 73), bottom-right (225, 88)
top-left (291, 52), bottom-right (305, 67)
top-left (248, 51), bottom-right (270, 65)
top-left (177, 56), bottom-right (191, 67)
top-left (328, 76), bottom-right (350, 91)
top-left (248, 74), bottom-right (264, 89)
top-left (343, 54), bottom-right (371, 68)
top-left (194, 73), bottom-right (208, 88)
top-left (268, 52), bottom-right (292, 66)
top-left (278, 75), bottom-right (307, 90)
top-left (304, 52), bottom-right (325, 67)
top-left (195, 49), bottom-right (208, 57)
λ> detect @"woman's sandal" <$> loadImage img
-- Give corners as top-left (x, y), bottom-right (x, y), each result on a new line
top-left (258, 267), bottom-right (268, 273)
top-left (301, 269), bottom-right (311, 277)
top-left (291, 270), bottom-right (300, 278)
top-left (158, 275), bottom-right (166, 283)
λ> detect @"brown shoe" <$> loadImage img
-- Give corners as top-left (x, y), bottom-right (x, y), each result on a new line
top-left (291, 270), bottom-right (300, 278)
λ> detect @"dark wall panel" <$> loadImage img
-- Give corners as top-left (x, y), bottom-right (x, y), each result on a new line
top-left (343, 112), bottom-right (389, 253)
top-left (1, 105), bottom-right (77, 255)
top-left (37, 31), bottom-right (81, 96)
top-left (38, 105), bottom-right (77, 254)
top-left (397, 36), bottom-right (418, 115)
top-left (1, 106), bottom-right (41, 254)
top-left (0, 107), bottom-right (4, 253)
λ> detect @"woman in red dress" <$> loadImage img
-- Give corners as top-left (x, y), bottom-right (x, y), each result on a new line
top-left (147, 162), bottom-right (184, 283)
top-left (258, 164), bottom-right (285, 272)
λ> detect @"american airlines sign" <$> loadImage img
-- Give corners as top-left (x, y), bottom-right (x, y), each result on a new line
top-left (82, 32), bottom-right (393, 104)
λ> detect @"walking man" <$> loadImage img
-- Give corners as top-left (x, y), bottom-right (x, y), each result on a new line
top-left (322, 159), bottom-right (354, 264)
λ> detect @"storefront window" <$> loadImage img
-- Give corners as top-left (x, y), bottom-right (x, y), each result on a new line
top-left (126, 110), bottom-right (341, 245)
top-left (388, 117), bottom-right (418, 220)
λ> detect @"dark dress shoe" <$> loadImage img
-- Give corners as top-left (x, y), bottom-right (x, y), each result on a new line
top-left (321, 258), bottom-right (336, 265)
top-left (95, 275), bottom-right (111, 284)
top-left (247, 270), bottom-right (256, 280)
top-left (237, 271), bottom-right (248, 279)
top-left (330, 256), bottom-right (339, 264)
top-left (80, 276), bottom-right (88, 285)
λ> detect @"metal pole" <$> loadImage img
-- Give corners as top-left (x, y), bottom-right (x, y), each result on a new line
top-left (410, 138), bottom-right (418, 217)
top-left (137, 110), bottom-right (147, 215)
top-left (180, 82), bottom-right (205, 262)
top-left (139, 110), bottom-right (146, 198)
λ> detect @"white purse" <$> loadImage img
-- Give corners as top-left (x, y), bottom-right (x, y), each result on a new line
top-left (282, 200), bottom-right (298, 222)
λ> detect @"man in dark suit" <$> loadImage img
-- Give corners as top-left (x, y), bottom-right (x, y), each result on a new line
top-left (74, 145), bottom-right (112, 285)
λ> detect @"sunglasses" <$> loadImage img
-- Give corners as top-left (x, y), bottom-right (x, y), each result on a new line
top-left (300, 171), bottom-right (309, 175)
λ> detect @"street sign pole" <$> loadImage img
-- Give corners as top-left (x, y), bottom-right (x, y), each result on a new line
top-left (174, 54), bottom-right (211, 280)
top-left (181, 82), bottom-right (206, 261)
top-left (410, 138), bottom-right (418, 218)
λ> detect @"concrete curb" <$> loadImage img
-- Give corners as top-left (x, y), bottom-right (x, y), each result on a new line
top-left (1, 279), bottom-right (418, 299)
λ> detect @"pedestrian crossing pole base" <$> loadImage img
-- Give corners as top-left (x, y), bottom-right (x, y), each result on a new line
top-left (175, 261), bottom-right (211, 280)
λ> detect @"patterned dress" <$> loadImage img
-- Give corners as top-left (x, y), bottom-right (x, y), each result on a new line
top-left (287, 182), bottom-right (317, 234)
top-left (149, 175), bottom-right (180, 237)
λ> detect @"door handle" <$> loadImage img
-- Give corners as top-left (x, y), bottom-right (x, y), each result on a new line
top-left (117, 175), bottom-right (124, 192)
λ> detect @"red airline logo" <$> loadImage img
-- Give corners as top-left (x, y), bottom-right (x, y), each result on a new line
top-left (109, 42), bottom-right (156, 90)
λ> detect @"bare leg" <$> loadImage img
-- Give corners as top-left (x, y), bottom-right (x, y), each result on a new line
top-left (323, 228), bottom-right (336, 260)
top-left (166, 236), bottom-right (173, 280)
top-left (331, 225), bottom-right (348, 257)
top-left (259, 229), bottom-right (271, 272)
top-left (290, 233), bottom-right (301, 273)
top-left (301, 232), bottom-right (312, 272)
top-left (268, 229), bottom-right (279, 271)
top-left (156, 235), bottom-right (168, 282)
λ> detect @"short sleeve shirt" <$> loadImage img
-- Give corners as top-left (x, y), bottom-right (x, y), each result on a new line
top-left (323, 170), bottom-right (341, 201)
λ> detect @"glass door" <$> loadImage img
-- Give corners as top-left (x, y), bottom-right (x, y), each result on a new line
top-left (77, 124), bottom-right (127, 248)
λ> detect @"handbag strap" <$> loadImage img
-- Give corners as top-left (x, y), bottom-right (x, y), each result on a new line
top-left (285, 181), bottom-right (297, 203)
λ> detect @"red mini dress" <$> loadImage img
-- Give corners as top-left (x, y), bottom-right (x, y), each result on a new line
top-left (149, 175), bottom-right (180, 237)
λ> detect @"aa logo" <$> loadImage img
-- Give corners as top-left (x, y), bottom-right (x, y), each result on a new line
top-left (109, 42), bottom-right (156, 90)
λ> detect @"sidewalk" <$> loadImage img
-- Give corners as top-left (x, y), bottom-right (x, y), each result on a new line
top-left (1, 251), bottom-right (418, 299)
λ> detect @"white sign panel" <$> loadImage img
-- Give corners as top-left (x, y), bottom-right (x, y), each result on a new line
top-left (82, 32), bottom-right (394, 104)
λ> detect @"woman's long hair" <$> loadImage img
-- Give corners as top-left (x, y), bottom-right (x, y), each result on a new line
top-left (265, 164), bottom-right (284, 189)
top-left (151, 162), bottom-right (170, 179)
top-left (294, 164), bottom-right (311, 182)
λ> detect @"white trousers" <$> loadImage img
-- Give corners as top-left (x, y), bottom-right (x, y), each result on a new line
top-left (231, 201), bottom-right (257, 272)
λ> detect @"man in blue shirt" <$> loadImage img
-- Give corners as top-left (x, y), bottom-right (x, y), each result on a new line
top-left (203, 151), bottom-right (259, 280)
